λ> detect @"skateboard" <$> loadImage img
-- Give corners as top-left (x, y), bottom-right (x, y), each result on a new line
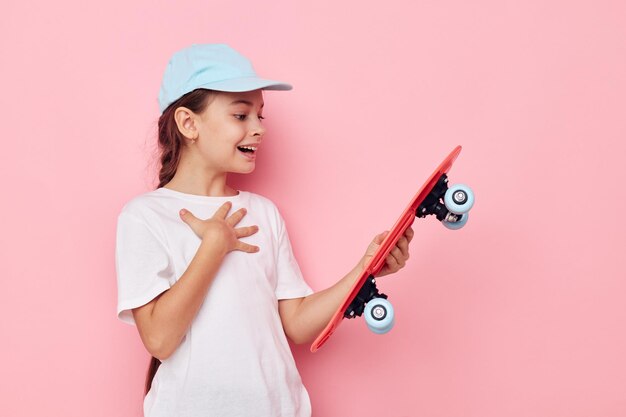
top-left (310, 145), bottom-right (474, 352)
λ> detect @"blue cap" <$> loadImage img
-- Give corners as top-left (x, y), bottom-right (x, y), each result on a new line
top-left (158, 43), bottom-right (293, 113)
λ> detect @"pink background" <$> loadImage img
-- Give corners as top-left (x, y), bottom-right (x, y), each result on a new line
top-left (1, 0), bottom-right (625, 416)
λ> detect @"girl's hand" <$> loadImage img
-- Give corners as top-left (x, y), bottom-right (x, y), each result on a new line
top-left (179, 201), bottom-right (260, 255)
top-left (360, 227), bottom-right (414, 277)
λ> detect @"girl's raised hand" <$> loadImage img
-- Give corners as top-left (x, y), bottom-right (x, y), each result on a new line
top-left (179, 201), bottom-right (260, 255)
top-left (360, 226), bottom-right (415, 277)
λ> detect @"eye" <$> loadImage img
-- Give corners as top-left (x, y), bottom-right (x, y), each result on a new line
top-left (234, 114), bottom-right (265, 121)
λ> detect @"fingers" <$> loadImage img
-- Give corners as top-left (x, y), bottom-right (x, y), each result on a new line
top-left (179, 208), bottom-right (198, 226)
top-left (374, 230), bottom-right (390, 245)
top-left (179, 208), bottom-right (206, 239)
top-left (396, 235), bottom-right (410, 259)
top-left (216, 203), bottom-right (250, 228)
top-left (382, 229), bottom-right (413, 273)
top-left (388, 228), bottom-right (413, 263)
top-left (233, 225), bottom-right (260, 253)
top-left (235, 241), bottom-right (260, 253)
top-left (235, 225), bottom-right (259, 239)
top-left (180, 203), bottom-right (260, 254)
top-left (385, 252), bottom-right (402, 271)
top-left (404, 226), bottom-right (415, 243)
top-left (212, 201), bottom-right (233, 219)
top-left (364, 230), bottom-right (388, 258)
top-left (226, 207), bottom-right (247, 227)
top-left (388, 246), bottom-right (407, 269)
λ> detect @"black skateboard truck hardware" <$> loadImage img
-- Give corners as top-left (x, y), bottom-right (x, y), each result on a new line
top-left (344, 275), bottom-right (388, 319)
top-left (416, 174), bottom-right (462, 223)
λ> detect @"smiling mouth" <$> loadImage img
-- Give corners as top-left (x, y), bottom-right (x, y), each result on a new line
top-left (237, 145), bottom-right (257, 154)
top-left (237, 145), bottom-right (258, 160)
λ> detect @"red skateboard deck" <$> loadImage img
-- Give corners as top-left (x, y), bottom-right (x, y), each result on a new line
top-left (310, 145), bottom-right (468, 352)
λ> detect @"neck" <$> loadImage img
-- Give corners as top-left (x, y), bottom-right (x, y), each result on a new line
top-left (162, 153), bottom-right (237, 197)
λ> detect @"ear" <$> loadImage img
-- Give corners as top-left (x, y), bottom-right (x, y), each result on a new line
top-left (173, 107), bottom-right (199, 141)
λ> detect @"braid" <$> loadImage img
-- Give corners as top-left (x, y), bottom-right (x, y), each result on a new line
top-left (157, 112), bottom-right (182, 188)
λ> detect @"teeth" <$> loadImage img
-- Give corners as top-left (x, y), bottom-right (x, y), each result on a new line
top-left (238, 146), bottom-right (257, 152)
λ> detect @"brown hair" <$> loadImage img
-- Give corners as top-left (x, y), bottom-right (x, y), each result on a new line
top-left (145, 88), bottom-right (216, 396)
top-left (155, 88), bottom-right (217, 189)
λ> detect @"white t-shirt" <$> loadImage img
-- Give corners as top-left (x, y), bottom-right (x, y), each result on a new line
top-left (115, 188), bottom-right (314, 417)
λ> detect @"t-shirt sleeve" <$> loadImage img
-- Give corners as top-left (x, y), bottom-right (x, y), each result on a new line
top-left (274, 212), bottom-right (314, 300)
top-left (115, 211), bottom-right (174, 325)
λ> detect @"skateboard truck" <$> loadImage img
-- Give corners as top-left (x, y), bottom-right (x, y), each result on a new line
top-left (416, 174), bottom-right (462, 223)
top-left (343, 275), bottom-right (388, 319)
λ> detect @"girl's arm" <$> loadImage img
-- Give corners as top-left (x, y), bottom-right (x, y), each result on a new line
top-left (278, 227), bottom-right (414, 345)
top-left (132, 202), bottom-right (259, 360)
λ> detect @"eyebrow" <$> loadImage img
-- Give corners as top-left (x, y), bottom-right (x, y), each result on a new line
top-left (229, 100), bottom-right (264, 108)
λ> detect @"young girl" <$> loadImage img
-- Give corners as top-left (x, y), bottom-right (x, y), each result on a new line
top-left (116, 43), bottom-right (414, 417)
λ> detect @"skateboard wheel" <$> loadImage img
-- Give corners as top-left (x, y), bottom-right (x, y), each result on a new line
top-left (444, 184), bottom-right (474, 215)
top-left (442, 212), bottom-right (469, 230)
top-left (364, 298), bottom-right (395, 334)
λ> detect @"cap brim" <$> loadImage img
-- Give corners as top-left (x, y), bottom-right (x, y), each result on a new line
top-left (195, 76), bottom-right (292, 92)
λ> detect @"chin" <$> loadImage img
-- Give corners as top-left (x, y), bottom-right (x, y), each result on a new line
top-left (234, 164), bottom-right (256, 174)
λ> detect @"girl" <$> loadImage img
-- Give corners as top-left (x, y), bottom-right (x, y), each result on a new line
top-left (115, 43), bottom-right (414, 417)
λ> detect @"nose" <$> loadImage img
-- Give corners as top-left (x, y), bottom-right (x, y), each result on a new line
top-left (251, 119), bottom-right (266, 138)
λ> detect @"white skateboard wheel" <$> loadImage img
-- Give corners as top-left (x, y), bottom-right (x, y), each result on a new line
top-left (444, 184), bottom-right (474, 215)
top-left (364, 298), bottom-right (395, 334)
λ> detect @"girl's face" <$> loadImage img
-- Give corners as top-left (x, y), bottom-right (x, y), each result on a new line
top-left (193, 89), bottom-right (266, 174)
